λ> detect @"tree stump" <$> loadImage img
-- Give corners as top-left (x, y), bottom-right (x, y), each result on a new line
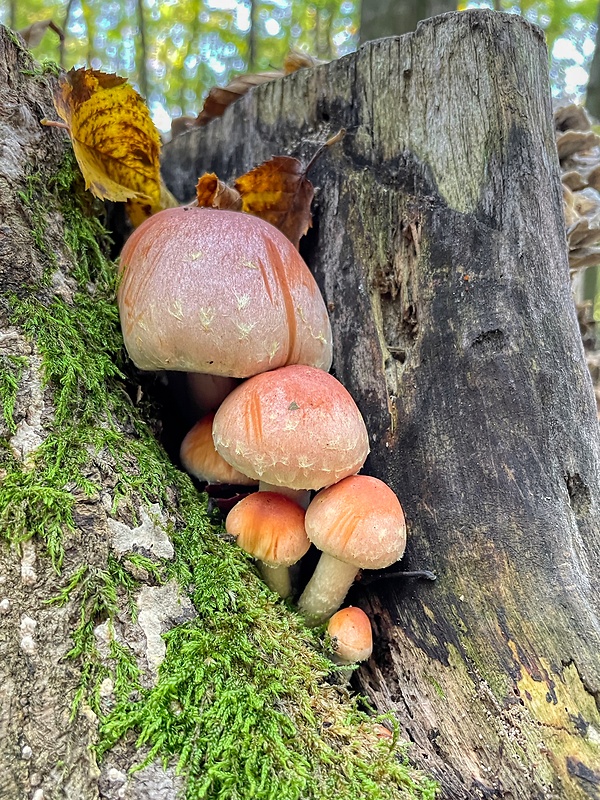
top-left (0, 26), bottom-right (436, 800)
top-left (163, 10), bottom-right (600, 799)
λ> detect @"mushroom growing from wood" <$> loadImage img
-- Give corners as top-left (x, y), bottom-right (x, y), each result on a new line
top-left (212, 364), bottom-right (370, 506)
top-left (297, 475), bottom-right (406, 626)
top-left (225, 491), bottom-right (310, 598)
top-left (117, 207), bottom-right (333, 377)
top-left (327, 606), bottom-right (373, 665)
top-left (180, 413), bottom-right (258, 486)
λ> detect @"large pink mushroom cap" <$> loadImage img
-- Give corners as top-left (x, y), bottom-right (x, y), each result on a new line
top-left (117, 208), bottom-right (332, 376)
top-left (212, 365), bottom-right (370, 491)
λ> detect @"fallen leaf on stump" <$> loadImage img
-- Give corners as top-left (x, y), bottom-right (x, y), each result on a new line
top-left (234, 156), bottom-right (314, 249)
top-left (196, 72), bottom-right (283, 127)
top-left (48, 67), bottom-right (170, 226)
top-left (196, 173), bottom-right (242, 210)
top-left (194, 49), bottom-right (323, 129)
top-left (283, 49), bottom-right (322, 73)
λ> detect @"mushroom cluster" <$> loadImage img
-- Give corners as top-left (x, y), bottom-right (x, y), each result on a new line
top-left (555, 104), bottom-right (600, 273)
top-left (117, 203), bottom-right (409, 666)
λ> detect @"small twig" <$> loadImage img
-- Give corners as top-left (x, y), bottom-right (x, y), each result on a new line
top-left (359, 569), bottom-right (437, 586)
top-left (305, 128), bottom-right (346, 175)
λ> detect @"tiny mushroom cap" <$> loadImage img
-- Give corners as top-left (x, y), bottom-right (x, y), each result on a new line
top-left (117, 207), bottom-right (332, 376)
top-left (180, 413), bottom-right (258, 485)
top-left (297, 475), bottom-right (406, 625)
top-left (225, 492), bottom-right (310, 598)
top-left (327, 607), bottom-right (373, 665)
top-left (212, 365), bottom-right (370, 491)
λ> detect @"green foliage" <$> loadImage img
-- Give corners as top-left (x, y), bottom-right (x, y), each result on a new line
top-left (47, 557), bottom-right (142, 717)
top-left (512, 0), bottom-right (598, 50)
top-left (0, 1), bottom-right (359, 126)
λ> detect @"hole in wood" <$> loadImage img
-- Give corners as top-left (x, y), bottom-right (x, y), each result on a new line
top-left (470, 328), bottom-right (506, 355)
top-left (565, 472), bottom-right (591, 517)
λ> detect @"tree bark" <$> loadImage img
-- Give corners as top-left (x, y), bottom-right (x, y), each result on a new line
top-left (0, 26), bottom-right (436, 800)
top-left (360, 0), bottom-right (456, 42)
top-left (162, 11), bottom-right (600, 799)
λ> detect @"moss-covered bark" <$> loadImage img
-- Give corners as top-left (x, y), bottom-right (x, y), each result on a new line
top-left (0, 26), bottom-right (436, 800)
top-left (162, 11), bottom-right (600, 799)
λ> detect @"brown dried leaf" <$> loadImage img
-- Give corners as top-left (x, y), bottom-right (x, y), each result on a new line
top-left (234, 156), bottom-right (314, 249)
top-left (283, 49), bottom-right (322, 74)
top-left (196, 173), bottom-right (242, 210)
top-left (19, 19), bottom-right (64, 48)
top-left (170, 115), bottom-right (196, 138)
top-left (196, 72), bottom-right (283, 126)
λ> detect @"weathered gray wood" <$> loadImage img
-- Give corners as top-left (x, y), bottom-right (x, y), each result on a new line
top-left (163, 11), bottom-right (600, 799)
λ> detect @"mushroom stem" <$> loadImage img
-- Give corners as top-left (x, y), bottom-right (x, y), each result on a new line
top-left (258, 481), bottom-right (311, 509)
top-left (188, 373), bottom-right (238, 413)
top-left (297, 554), bottom-right (358, 626)
top-left (257, 562), bottom-right (292, 598)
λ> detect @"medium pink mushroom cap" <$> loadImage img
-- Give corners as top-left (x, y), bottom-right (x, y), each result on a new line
top-left (212, 365), bottom-right (370, 491)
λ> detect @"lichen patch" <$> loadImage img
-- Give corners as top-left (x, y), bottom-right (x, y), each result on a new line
top-left (107, 505), bottom-right (174, 560)
top-left (9, 353), bottom-right (47, 462)
top-left (20, 539), bottom-right (37, 586)
top-left (136, 581), bottom-right (196, 679)
top-left (19, 614), bottom-right (37, 656)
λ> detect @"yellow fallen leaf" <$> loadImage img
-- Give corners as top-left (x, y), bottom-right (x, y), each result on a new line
top-left (127, 181), bottom-right (179, 228)
top-left (52, 68), bottom-right (163, 224)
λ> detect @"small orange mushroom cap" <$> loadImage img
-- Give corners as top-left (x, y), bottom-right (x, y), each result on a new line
top-left (212, 365), bottom-right (370, 490)
top-left (180, 413), bottom-right (258, 485)
top-left (305, 475), bottom-right (406, 569)
top-left (117, 208), bottom-right (332, 376)
top-left (327, 607), bottom-right (373, 664)
top-left (297, 476), bottom-right (407, 624)
top-left (225, 492), bottom-right (310, 567)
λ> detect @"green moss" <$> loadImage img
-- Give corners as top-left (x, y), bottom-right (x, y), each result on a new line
top-left (424, 674), bottom-right (445, 700)
top-left (0, 354), bottom-right (27, 433)
top-left (1, 150), bottom-right (438, 799)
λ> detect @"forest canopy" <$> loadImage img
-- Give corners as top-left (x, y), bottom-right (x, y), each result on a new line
top-left (1, 0), bottom-right (599, 131)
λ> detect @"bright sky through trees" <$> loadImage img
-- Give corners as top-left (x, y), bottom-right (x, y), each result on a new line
top-left (0, 0), bottom-right (598, 130)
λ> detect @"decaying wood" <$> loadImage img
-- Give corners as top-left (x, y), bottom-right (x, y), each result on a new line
top-left (163, 11), bottom-right (600, 799)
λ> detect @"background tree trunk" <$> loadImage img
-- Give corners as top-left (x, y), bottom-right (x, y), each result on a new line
top-left (359, 0), bottom-right (455, 42)
top-left (585, 1), bottom-right (600, 121)
top-left (162, 11), bottom-right (600, 799)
